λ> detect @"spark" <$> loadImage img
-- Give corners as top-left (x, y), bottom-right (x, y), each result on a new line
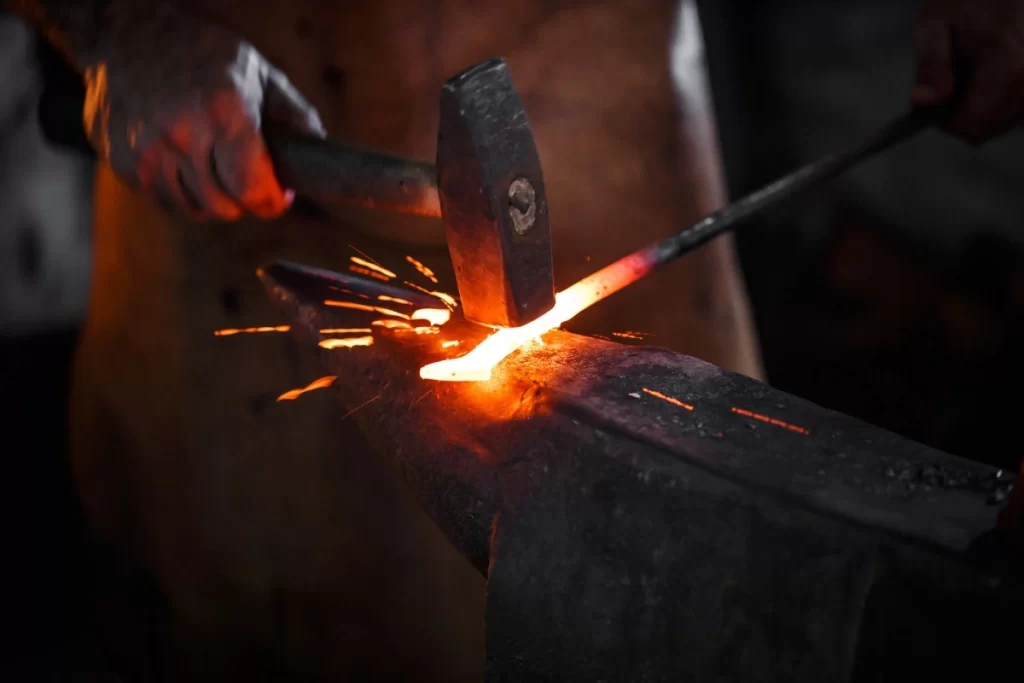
top-left (731, 407), bottom-right (809, 435)
top-left (350, 256), bottom-right (396, 279)
top-left (349, 265), bottom-right (390, 282)
top-left (319, 336), bottom-right (374, 350)
top-left (378, 295), bottom-right (413, 306)
top-left (319, 328), bottom-right (373, 334)
top-left (405, 281), bottom-right (459, 309)
top-left (406, 255), bottom-right (438, 283)
top-left (411, 388), bottom-right (435, 406)
top-left (348, 244), bottom-right (384, 268)
top-left (612, 331), bottom-right (646, 340)
top-left (642, 387), bottom-right (694, 411)
top-left (214, 325), bottom-right (290, 336)
top-left (276, 375), bottom-right (337, 402)
top-left (342, 393), bottom-right (382, 420)
top-left (420, 249), bottom-right (658, 382)
top-left (373, 319), bottom-right (413, 329)
top-left (441, 340), bottom-right (461, 349)
top-left (324, 300), bottom-right (410, 319)
top-left (412, 308), bottom-right (451, 326)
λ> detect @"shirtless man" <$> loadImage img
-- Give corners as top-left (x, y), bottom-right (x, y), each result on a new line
top-left (9, 0), bottom-right (1024, 680)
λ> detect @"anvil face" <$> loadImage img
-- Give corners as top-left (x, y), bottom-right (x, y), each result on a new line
top-left (436, 58), bottom-right (556, 329)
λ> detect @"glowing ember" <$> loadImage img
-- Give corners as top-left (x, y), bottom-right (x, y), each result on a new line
top-left (405, 281), bottom-right (459, 309)
top-left (378, 295), bottom-right (413, 306)
top-left (612, 331), bottom-right (647, 340)
top-left (324, 300), bottom-right (410, 319)
top-left (412, 308), bottom-right (451, 326)
top-left (373, 319), bottom-right (413, 329)
top-left (214, 325), bottom-right (290, 336)
top-left (276, 375), bottom-right (337, 402)
top-left (731, 407), bottom-right (809, 435)
top-left (319, 328), bottom-right (372, 334)
top-left (642, 388), bottom-right (694, 411)
top-left (350, 256), bottom-right (396, 279)
top-left (441, 340), bottom-right (461, 349)
top-left (406, 256), bottom-right (438, 283)
top-left (319, 336), bottom-right (374, 350)
top-left (349, 265), bottom-right (390, 282)
top-left (420, 250), bottom-right (657, 382)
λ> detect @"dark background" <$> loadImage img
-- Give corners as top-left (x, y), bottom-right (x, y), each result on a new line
top-left (8, 0), bottom-right (1024, 678)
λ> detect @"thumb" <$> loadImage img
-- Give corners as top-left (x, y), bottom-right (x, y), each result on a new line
top-left (911, 19), bottom-right (956, 106)
top-left (263, 68), bottom-right (327, 138)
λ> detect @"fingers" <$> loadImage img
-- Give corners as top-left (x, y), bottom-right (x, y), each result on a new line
top-left (211, 121), bottom-right (293, 219)
top-left (264, 69), bottom-right (327, 138)
top-left (912, 16), bottom-right (956, 107)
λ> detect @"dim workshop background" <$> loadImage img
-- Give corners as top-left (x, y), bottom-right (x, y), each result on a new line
top-left (4, 0), bottom-right (1023, 680)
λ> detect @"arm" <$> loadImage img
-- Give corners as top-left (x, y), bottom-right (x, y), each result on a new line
top-left (6, 0), bottom-right (325, 220)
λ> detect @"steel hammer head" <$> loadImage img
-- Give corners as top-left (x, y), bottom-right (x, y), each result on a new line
top-left (436, 58), bottom-right (556, 328)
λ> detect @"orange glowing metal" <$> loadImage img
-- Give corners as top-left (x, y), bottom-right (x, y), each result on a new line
top-left (642, 388), bottom-right (694, 411)
top-left (420, 252), bottom-right (657, 382)
top-left (349, 265), bottom-right (390, 282)
top-left (324, 300), bottom-right (410, 319)
top-left (441, 340), bottom-right (461, 349)
top-left (319, 336), bottom-right (375, 350)
top-left (412, 308), bottom-right (451, 326)
top-left (319, 328), bottom-right (373, 334)
top-left (373, 319), bottom-right (413, 329)
top-left (350, 256), bottom-right (396, 279)
top-left (731, 407), bottom-right (810, 435)
top-left (405, 281), bottom-right (460, 309)
top-left (214, 325), bottom-right (290, 336)
top-left (378, 295), bottom-right (413, 306)
top-left (276, 375), bottom-right (337, 402)
top-left (406, 256), bottom-right (438, 283)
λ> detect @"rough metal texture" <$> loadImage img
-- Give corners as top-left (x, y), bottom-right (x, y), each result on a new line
top-left (262, 262), bottom-right (1022, 683)
top-left (437, 58), bottom-right (556, 328)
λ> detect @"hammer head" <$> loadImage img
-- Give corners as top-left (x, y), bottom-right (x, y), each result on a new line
top-left (436, 58), bottom-right (556, 328)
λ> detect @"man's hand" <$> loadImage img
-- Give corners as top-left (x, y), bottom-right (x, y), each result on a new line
top-left (912, 0), bottom-right (1024, 144)
top-left (11, 0), bottom-right (325, 220)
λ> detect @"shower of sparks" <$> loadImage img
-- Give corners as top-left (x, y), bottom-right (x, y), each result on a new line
top-left (350, 256), bottom-right (396, 279)
top-left (406, 256), bottom-right (439, 283)
top-left (276, 375), bottom-right (337, 402)
top-left (412, 308), bottom-right (451, 326)
top-left (378, 295), bottom-right (413, 306)
top-left (405, 281), bottom-right (459, 309)
top-left (349, 265), bottom-right (390, 282)
top-left (214, 325), bottom-right (290, 336)
top-left (373, 319), bottom-right (413, 329)
top-left (420, 249), bottom-right (658, 382)
top-left (319, 336), bottom-right (375, 350)
top-left (324, 300), bottom-right (411, 320)
top-left (319, 328), bottom-right (373, 334)
top-left (731, 407), bottom-right (809, 435)
top-left (642, 388), bottom-right (694, 411)
top-left (441, 340), bottom-right (461, 349)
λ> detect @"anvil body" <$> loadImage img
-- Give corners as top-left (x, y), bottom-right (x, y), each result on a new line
top-left (262, 262), bottom-right (1023, 683)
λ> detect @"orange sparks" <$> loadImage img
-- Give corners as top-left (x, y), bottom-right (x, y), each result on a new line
top-left (420, 249), bottom-right (658, 382)
top-left (378, 295), bottom-right (413, 306)
top-left (214, 325), bottom-right (290, 336)
top-left (405, 281), bottom-right (459, 309)
top-left (441, 340), bottom-right (461, 349)
top-left (319, 328), bottom-right (372, 334)
top-left (319, 336), bottom-right (374, 350)
top-left (324, 300), bottom-right (410, 319)
top-left (412, 308), bottom-right (451, 326)
top-left (406, 256), bottom-right (439, 283)
top-left (731, 407), bottom-right (810, 435)
top-left (351, 256), bottom-right (396, 279)
top-left (349, 265), bottom-right (390, 282)
top-left (612, 331), bottom-right (647, 340)
top-left (373, 319), bottom-right (413, 329)
top-left (642, 388), bottom-right (694, 411)
top-left (277, 375), bottom-right (337, 402)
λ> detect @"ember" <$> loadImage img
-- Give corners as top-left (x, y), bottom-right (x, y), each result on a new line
top-left (319, 336), bottom-right (374, 350)
top-left (319, 328), bottom-right (373, 334)
top-left (276, 375), bottom-right (337, 402)
top-left (405, 281), bottom-right (459, 309)
top-left (642, 388), bottom-right (694, 411)
top-left (213, 325), bottom-right (290, 336)
top-left (420, 249), bottom-right (658, 382)
top-left (350, 256), bottom-right (397, 279)
top-left (378, 295), bottom-right (413, 305)
top-left (349, 265), bottom-right (390, 282)
top-left (406, 255), bottom-right (439, 283)
top-left (324, 300), bottom-right (411, 319)
top-left (373, 320), bottom-right (413, 329)
top-left (731, 407), bottom-right (810, 435)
